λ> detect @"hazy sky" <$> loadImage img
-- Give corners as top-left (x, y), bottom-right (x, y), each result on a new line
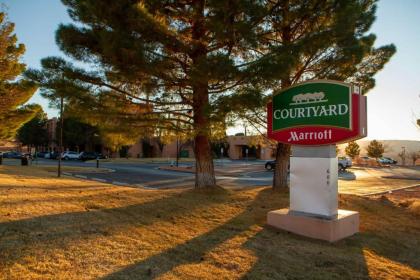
top-left (2, 0), bottom-right (420, 140)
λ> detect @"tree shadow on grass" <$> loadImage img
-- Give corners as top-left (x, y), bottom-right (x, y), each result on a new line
top-left (101, 191), bottom-right (420, 280)
top-left (1, 184), bottom-right (418, 279)
top-left (0, 188), bottom-right (230, 269)
top-left (240, 195), bottom-right (420, 280)
top-left (98, 188), bottom-right (277, 279)
top-left (0, 188), bottom-right (135, 206)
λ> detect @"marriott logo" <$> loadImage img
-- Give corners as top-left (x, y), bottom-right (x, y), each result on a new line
top-left (288, 129), bottom-right (332, 142)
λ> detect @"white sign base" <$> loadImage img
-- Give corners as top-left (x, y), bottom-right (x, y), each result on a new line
top-left (267, 145), bottom-right (359, 242)
top-left (290, 156), bottom-right (338, 217)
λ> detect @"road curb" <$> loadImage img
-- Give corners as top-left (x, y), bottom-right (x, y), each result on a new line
top-left (112, 181), bottom-right (128, 186)
top-left (362, 183), bottom-right (420, 196)
top-left (62, 172), bottom-right (157, 190)
top-left (92, 178), bottom-right (107, 183)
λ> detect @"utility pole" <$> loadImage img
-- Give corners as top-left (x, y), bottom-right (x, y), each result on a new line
top-left (401, 146), bottom-right (406, 166)
top-left (221, 146), bottom-right (224, 167)
top-left (58, 95), bottom-right (64, 177)
top-left (176, 137), bottom-right (179, 167)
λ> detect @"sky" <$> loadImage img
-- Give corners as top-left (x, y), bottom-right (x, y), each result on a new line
top-left (2, 0), bottom-right (420, 141)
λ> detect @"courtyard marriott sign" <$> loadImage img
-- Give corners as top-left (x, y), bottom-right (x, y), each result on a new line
top-left (266, 80), bottom-right (367, 242)
top-left (267, 80), bottom-right (367, 145)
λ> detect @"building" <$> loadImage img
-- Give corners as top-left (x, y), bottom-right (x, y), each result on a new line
top-left (123, 135), bottom-right (276, 160)
top-left (227, 136), bottom-right (275, 160)
top-left (0, 140), bottom-right (21, 152)
top-left (127, 138), bottom-right (194, 159)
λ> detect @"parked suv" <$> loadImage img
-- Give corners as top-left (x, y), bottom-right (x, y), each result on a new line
top-left (338, 157), bottom-right (352, 171)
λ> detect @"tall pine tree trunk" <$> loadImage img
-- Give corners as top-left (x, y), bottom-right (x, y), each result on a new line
top-left (191, 0), bottom-right (216, 188)
top-left (273, 77), bottom-right (292, 190)
top-left (273, 2), bottom-right (292, 191)
top-left (194, 130), bottom-right (216, 188)
top-left (273, 142), bottom-right (290, 190)
top-left (192, 64), bottom-right (216, 189)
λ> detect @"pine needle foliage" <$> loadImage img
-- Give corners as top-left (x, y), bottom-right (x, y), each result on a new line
top-left (0, 12), bottom-right (39, 141)
top-left (225, 0), bottom-right (396, 189)
top-left (345, 141), bottom-right (361, 159)
top-left (26, 0), bottom-right (395, 189)
top-left (367, 139), bottom-right (385, 159)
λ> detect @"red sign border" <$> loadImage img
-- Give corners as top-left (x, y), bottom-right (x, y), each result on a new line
top-left (267, 92), bottom-right (367, 146)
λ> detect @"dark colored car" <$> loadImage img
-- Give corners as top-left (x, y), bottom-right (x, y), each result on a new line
top-left (1, 151), bottom-right (23, 159)
top-left (46, 152), bottom-right (60, 160)
top-left (35, 151), bottom-right (49, 158)
top-left (264, 161), bottom-right (290, 172)
top-left (265, 160), bottom-right (276, 170)
top-left (78, 152), bottom-right (107, 161)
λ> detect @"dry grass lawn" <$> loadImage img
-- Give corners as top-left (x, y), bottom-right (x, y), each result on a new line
top-left (338, 168), bottom-right (420, 196)
top-left (0, 165), bottom-right (419, 280)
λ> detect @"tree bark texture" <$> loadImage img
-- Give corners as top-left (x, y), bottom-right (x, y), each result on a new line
top-left (273, 2), bottom-right (292, 191)
top-left (273, 142), bottom-right (291, 191)
top-left (191, 0), bottom-right (216, 188)
top-left (273, 77), bottom-right (292, 190)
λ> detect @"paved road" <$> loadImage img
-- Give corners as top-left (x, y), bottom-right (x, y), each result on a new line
top-left (2, 158), bottom-right (419, 194)
top-left (2, 158), bottom-right (274, 188)
top-left (338, 166), bottom-right (420, 195)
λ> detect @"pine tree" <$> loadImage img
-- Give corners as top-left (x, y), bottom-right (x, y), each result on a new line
top-left (27, 0), bottom-right (277, 188)
top-left (366, 140), bottom-right (384, 159)
top-left (0, 12), bottom-right (39, 141)
top-left (409, 151), bottom-right (419, 166)
top-left (345, 141), bottom-right (360, 159)
top-left (56, 116), bottom-right (100, 151)
top-left (230, 0), bottom-right (396, 190)
top-left (16, 110), bottom-right (48, 150)
top-left (26, 1), bottom-right (395, 190)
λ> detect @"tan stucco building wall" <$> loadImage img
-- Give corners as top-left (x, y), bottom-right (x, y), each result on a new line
top-left (127, 139), bottom-right (194, 158)
top-left (227, 136), bottom-right (275, 160)
top-left (125, 135), bottom-right (276, 160)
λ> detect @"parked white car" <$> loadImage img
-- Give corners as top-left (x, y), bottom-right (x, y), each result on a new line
top-left (61, 151), bottom-right (80, 160)
top-left (338, 157), bottom-right (352, 171)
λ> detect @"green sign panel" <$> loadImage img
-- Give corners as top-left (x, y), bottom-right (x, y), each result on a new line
top-left (272, 81), bottom-right (352, 131)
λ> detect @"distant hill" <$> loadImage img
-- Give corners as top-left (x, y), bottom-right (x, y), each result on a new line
top-left (338, 140), bottom-right (420, 165)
